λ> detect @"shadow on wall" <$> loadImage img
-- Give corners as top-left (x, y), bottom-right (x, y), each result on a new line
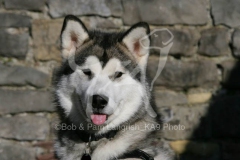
top-left (180, 61), bottom-right (240, 160)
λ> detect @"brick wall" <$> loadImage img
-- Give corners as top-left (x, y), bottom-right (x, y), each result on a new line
top-left (0, 0), bottom-right (240, 160)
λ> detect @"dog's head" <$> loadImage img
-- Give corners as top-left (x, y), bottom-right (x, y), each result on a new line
top-left (55, 15), bottom-right (151, 132)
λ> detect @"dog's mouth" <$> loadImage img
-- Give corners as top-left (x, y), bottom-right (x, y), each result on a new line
top-left (91, 113), bottom-right (108, 125)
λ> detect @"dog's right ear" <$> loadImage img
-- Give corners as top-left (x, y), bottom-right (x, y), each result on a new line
top-left (60, 15), bottom-right (89, 59)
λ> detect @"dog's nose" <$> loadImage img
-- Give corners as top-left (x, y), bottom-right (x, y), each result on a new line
top-left (92, 95), bottom-right (108, 109)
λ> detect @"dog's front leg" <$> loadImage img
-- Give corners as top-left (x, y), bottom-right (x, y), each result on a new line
top-left (91, 137), bottom-right (130, 160)
top-left (91, 129), bottom-right (149, 160)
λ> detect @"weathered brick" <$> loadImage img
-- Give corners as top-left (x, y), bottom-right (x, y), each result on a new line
top-left (170, 140), bottom-right (219, 156)
top-left (0, 142), bottom-right (35, 160)
top-left (0, 115), bottom-right (50, 140)
top-left (32, 19), bottom-right (62, 62)
top-left (0, 13), bottom-right (31, 27)
top-left (122, 0), bottom-right (208, 25)
top-left (187, 93), bottom-right (212, 104)
top-left (232, 29), bottom-right (240, 58)
top-left (161, 105), bottom-right (211, 140)
top-left (81, 16), bottom-right (121, 29)
top-left (33, 141), bottom-right (54, 151)
top-left (5, 0), bottom-right (45, 11)
top-left (211, 0), bottom-right (240, 28)
top-left (0, 64), bottom-right (50, 88)
top-left (198, 28), bottom-right (231, 57)
top-left (0, 90), bottom-right (54, 115)
top-left (147, 58), bottom-right (219, 89)
top-left (48, 0), bottom-right (122, 18)
top-left (104, 0), bottom-right (122, 17)
top-left (36, 153), bottom-right (56, 160)
top-left (151, 28), bottom-right (200, 56)
top-left (0, 29), bottom-right (28, 58)
top-left (154, 90), bottom-right (187, 107)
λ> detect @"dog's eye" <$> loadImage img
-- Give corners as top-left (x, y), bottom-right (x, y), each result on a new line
top-left (114, 72), bottom-right (123, 78)
top-left (82, 69), bottom-right (92, 76)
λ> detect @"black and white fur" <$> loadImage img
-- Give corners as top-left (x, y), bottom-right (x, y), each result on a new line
top-left (53, 15), bottom-right (175, 160)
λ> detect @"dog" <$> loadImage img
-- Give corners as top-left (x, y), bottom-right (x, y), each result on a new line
top-left (53, 15), bottom-right (175, 160)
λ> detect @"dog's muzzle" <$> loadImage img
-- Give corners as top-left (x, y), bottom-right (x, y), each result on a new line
top-left (90, 94), bottom-right (109, 125)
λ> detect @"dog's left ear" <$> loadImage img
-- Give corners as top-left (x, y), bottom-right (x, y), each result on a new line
top-left (120, 22), bottom-right (150, 67)
top-left (60, 15), bottom-right (89, 59)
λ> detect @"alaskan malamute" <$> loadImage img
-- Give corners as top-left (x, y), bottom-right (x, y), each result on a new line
top-left (53, 15), bottom-right (175, 160)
